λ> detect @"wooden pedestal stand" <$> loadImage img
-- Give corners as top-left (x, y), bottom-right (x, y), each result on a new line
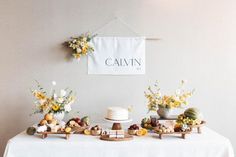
top-left (105, 118), bottom-right (132, 130)
top-left (156, 131), bottom-right (191, 139)
top-left (112, 123), bottom-right (122, 130)
top-left (189, 121), bottom-right (206, 133)
top-left (37, 132), bottom-right (71, 140)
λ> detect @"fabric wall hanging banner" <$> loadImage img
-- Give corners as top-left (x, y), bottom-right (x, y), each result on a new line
top-left (88, 37), bottom-right (145, 75)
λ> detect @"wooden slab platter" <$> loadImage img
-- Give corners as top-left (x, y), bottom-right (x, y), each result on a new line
top-left (37, 131), bottom-right (72, 140)
top-left (100, 134), bottom-right (133, 141)
top-left (155, 131), bottom-right (191, 139)
top-left (72, 126), bottom-right (89, 134)
top-left (189, 121), bottom-right (206, 133)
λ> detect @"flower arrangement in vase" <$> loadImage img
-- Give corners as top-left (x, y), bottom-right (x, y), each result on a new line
top-left (145, 80), bottom-right (194, 118)
top-left (66, 32), bottom-right (96, 60)
top-left (31, 81), bottom-right (76, 121)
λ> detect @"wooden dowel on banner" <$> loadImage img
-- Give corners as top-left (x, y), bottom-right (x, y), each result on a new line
top-left (146, 38), bottom-right (161, 41)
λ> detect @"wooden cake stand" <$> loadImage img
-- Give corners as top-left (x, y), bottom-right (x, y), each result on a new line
top-left (104, 118), bottom-right (132, 130)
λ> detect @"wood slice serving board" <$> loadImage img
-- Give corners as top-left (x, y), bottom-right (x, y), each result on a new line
top-left (100, 134), bottom-right (133, 141)
top-left (156, 131), bottom-right (191, 139)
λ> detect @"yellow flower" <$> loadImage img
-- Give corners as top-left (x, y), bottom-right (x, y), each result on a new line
top-left (174, 101), bottom-right (181, 107)
top-left (68, 96), bottom-right (75, 103)
top-left (73, 53), bottom-right (81, 59)
top-left (34, 91), bottom-right (46, 100)
top-left (52, 104), bottom-right (60, 111)
top-left (82, 47), bottom-right (87, 54)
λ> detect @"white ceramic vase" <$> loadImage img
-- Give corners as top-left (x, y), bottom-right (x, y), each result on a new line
top-left (53, 112), bottom-right (65, 121)
top-left (157, 107), bottom-right (172, 119)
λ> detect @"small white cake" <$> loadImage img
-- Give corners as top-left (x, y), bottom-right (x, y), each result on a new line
top-left (106, 107), bottom-right (129, 121)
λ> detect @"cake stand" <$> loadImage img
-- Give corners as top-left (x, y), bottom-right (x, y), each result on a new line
top-left (104, 118), bottom-right (132, 130)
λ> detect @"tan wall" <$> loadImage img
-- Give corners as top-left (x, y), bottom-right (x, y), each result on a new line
top-left (0, 0), bottom-right (236, 155)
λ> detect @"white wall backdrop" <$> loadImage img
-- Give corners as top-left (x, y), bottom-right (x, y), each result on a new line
top-left (0, 0), bottom-right (236, 155)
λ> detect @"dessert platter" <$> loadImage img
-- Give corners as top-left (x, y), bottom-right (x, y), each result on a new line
top-left (100, 130), bottom-right (133, 141)
top-left (27, 114), bottom-right (90, 140)
top-left (66, 116), bottom-right (90, 134)
top-left (154, 122), bottom-right (191, 139)
top-left (26, 106), bottom-right (206, 141)
top-left (176, 108), bottom-right (206, 134)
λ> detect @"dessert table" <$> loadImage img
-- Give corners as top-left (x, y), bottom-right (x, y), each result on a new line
top-left (3, 126), bottom-right (234, 157)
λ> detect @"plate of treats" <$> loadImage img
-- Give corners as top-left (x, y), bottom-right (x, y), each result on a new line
top-left (66, 116), bottom-right (90, 134)
top-left (154, 121), bottom-right (191, 139)
top-left (141, 116), bottom-right (159, 130)
top-left (26, 113), bottom-right (74, 139)
top-left (26, 114), bottom-right (90, 139)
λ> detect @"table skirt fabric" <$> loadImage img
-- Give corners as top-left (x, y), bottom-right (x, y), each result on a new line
top-left (4, 127), bottom-right (234, 157)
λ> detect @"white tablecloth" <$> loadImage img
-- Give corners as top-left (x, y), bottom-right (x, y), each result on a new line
top-left (4, 126), bottom-right (234, 157)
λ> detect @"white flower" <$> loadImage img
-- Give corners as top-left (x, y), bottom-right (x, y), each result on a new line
top-left (59, 121), bottom-right (66, 128)
top-left (52, 81), bottom-right (56, 86)
top-left (67, 101), bottom-right (73, 106)
top-left (175, 89), bottom-right (181, 95)
top-left (60, 89), bottom-right (67, 97)
top-left (76, 48), bottom-right (81, 52)
top-left (53, 93), bottom-right (57, 99)
top-left (37, 125), bottom-right (47, 132)
top-left (64, 104), bottom-right (72, 112)
top-left (39, 99), bottom-right (46, 104)
top-left (57, 97), bottom-right (64, 103)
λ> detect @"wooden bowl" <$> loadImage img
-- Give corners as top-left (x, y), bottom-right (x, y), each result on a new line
top-left (128, 129), bottom-right (138, 135)
top-left (91, 130), bottom-right (102, 136)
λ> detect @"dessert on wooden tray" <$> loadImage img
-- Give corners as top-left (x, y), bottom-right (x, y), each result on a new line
top-left (26, 114), bottom-right (90, 139)
top-left (66, 116), bottom-right (90, 134)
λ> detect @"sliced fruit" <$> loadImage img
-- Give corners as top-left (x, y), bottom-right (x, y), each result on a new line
top-left (136, 130), bottom-right (143, 136)
top-left (141, 128), bottom-right (148, 135)
top-left (84, 129), bottom-right (91, 135)
top-left (65, 127), bottom-right (72, 133)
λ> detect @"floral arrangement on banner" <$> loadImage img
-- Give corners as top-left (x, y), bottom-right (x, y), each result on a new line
top-left (145, 80), bottom-right (194, 112)
top-left (31, 81), bottom-right (76, 115)
top-left (66, 32), bottom-right (96, 60)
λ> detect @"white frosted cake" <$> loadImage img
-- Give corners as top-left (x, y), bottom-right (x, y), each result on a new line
top-left (106, 107), bottom-right (129, 121)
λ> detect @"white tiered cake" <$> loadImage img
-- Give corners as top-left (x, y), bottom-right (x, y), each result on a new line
top-left (106, 107), bottom-right (129, 121)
